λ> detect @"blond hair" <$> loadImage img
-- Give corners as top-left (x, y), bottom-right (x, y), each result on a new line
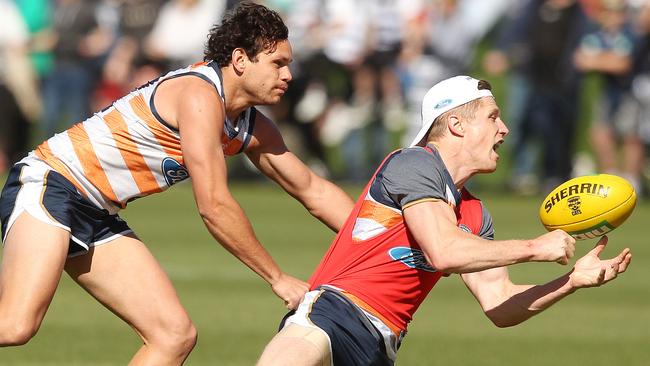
top-left (425, 79), bottom-right (492, 143)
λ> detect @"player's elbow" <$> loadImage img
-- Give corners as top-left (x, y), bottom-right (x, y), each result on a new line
top-left (423, 236), bottom-right (473, 273)
top-left (293, 176), bottom-right (323, 208)
top-left (295, 181), bottom-right (334, 220)
top-left (197, 204), bottom-right (216, 221)
top-left (425, 252), bottom-right (457, 273)
top-left (425, 246), bottom-right (468, 273)
top-left (196, 199), bottom-right (227, 223)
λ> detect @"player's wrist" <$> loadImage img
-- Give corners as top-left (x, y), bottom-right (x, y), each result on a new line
top-left (526, 237), bottom-right (546, 262)
top-left (565, 270), bottom-right (582, 292)
top-left (266, 269), bottom-right (285, 286)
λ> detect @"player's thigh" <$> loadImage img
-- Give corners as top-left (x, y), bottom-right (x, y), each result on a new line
top-left (0, 212), bottom-right (70, 323)
top-left (64, 234), bottom-right (192, 340)
top-left (257, 323), bottom-right (331, 366)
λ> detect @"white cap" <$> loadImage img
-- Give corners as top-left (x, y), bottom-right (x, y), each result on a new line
top-left (409, 75), bottom-right (494, 147)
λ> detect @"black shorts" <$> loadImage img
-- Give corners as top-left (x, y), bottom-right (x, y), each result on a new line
top-left (1, 160), bottom-right (133, 256)
top-left (281, 287), bottom-right (395, 366)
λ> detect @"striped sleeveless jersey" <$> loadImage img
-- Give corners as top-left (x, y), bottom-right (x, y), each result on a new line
top-left (34, 61), bottom-right (255, 214)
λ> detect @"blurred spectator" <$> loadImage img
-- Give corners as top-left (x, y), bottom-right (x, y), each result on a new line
top-left (403, 0), bottom-right (509, 146)
top-left (615, 0), bottom-right (650, 195)
top-left (303, 0), bottom-right (418, 181)
top-left (145, 0), bottom-right (225, 70)
top-left (15, 0), bottom-right (54, 81)
top-left (282, 0), bottom-right (369, 181)
top-left (352, 0), bottom-right (414, 169)
top-left (257, 0), bottom-right (335, 178)
top-left (41, 0), bottom-right (112, 137)
top-left (99, 0), bottom-right (165, 109)
top-left (483, 0), bottom-right (542, 195)
top-left (0, 0), bottom-right (41, 173)
top-left (574, 0), bottom-right (642, 193)
top-left (483, 0), bottom-right (589, 194)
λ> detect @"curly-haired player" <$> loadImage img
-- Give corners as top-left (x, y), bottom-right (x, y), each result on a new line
top-left (0, 2), bottom-right (353, 363)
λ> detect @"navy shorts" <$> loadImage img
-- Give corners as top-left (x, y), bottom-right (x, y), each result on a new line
top-left (1, 161), bottom-right (133, 256)
top-left (282, 287), bottom-right (394, 366)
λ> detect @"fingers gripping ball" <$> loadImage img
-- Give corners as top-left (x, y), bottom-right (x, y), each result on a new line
top-left (539, 174), bottom-right (637, 240)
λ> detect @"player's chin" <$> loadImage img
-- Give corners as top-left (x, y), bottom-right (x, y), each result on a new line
top-left (490, 151), bottom-right (500, 165)
top-left (478, 165), bottom-right (498, 174)
top-left (264, 93), bottom-right (284, 105)
top-left (257, 96), bottom-right (281, 106)
top-left (479, 159), bottom-right (498, 173)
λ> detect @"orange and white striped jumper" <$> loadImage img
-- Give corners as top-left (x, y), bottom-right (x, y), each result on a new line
top-left (32, 61), bottom-right (256, 214)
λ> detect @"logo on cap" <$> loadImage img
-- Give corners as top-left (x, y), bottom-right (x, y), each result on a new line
top-left (434, 99), bottom-right (453, 110)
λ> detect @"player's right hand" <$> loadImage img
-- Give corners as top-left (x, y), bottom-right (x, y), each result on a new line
top-left (569, 235), bottom-right (632, 288)
top-left (270, 272), bottom-right (309, 310)
top-left (531, 229), bottom-right (576, 265)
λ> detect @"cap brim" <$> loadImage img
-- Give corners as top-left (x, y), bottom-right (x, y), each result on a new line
top-left (409, 120), bottom-right (433, 147)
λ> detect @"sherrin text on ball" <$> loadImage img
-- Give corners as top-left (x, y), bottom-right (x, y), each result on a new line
top-left (539, 174), bottom-right (636, 240)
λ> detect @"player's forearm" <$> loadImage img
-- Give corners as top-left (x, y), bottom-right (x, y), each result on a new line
top-left (199, 200), bottom-right (283, 284)
top-left (427, 228), bottom-right (574, 273)
top-left (427, 235), bottom-right (538, 273)
top-left (484, 273), bottom-right (576, 327)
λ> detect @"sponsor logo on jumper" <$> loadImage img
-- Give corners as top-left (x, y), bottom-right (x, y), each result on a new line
top-left (544, 183), bottom-right (611, 213)
top-left (388, 247), bottom-right (436, 272)
top-left (162, 157), bottom-right (189, 186)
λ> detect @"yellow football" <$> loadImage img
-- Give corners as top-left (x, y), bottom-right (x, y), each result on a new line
top-left (539, 174), bottom-right (637, 240)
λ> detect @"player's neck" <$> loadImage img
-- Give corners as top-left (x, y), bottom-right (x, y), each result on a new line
top-left (436, 143), bottom-right (475, 190)
top-left (221, 67), bottom-right (252, 120)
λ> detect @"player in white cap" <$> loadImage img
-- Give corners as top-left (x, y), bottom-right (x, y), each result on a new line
top-left (257, 75), bottom-right (632, 366)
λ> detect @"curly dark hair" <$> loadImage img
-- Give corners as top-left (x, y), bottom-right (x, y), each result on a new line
top-left (204, 2), bottom-right (288, 67)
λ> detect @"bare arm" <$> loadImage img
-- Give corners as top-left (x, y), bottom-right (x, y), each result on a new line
top-left (461, 236), bottom-right (632, 327)
top-left (574, 49), bottom-right (632, 75)
top-left (171, 79), bottom-right (307, 308)
top-left (403, 200), bottom-right (576, 273)
top-left (245, 112), bottom-right (354, 232)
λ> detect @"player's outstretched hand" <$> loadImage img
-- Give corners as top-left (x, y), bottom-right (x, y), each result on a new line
top-left (531, 229), bottom-right (576, 265)
top-left (271, 273), bottom-right (310, 310)
top-left (569, 235), bottom-right (632, 289)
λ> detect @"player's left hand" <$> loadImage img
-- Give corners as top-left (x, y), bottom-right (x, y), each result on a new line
top-left (569, 235), bottom-right (632, 289)
top-left (271, 272), bottom-right (309, 310)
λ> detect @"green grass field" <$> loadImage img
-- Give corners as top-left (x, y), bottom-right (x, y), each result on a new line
top-left (1, 180), bottom-right (649, 365)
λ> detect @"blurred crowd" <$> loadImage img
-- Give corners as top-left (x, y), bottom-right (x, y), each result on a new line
top-left (2, 0), bottom-right (650, 198)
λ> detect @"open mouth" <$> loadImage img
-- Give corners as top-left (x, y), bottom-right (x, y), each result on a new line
top-left (492, 141), bottom-right (503, 152)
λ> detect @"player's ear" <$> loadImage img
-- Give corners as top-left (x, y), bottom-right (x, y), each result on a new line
top-left (448, 114), bottom-right (464, 137)
top-left (231, 48), bottom-right (247, 73)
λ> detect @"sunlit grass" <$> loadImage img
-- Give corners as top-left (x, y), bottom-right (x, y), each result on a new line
top-left (1, 181), bottom-right (648, 365)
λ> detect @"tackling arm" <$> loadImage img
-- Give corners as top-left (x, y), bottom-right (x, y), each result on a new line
top-left (461, 236), bottom-right (632, 327)
top-left (245, 112), bottom-right (354, 232)
top-left (174, 79), bottom-right (308, 308)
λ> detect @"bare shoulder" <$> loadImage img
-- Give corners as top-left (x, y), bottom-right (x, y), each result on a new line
top-left (245, 109), bottom-right (286, 154)
top-left (154, 76), bottom-right (223, 130)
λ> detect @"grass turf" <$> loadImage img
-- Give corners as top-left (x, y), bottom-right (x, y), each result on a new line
top-left (0, 181), bottom-right (648, 365)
